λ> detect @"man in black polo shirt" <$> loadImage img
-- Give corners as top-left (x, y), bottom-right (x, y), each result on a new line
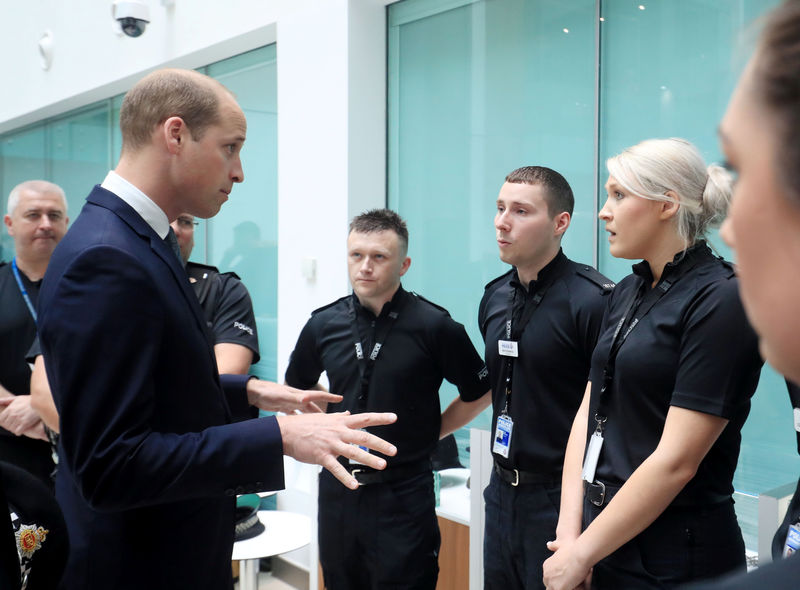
top-left (0, 180), bottom-right (68, 487)
top-left (480, 166), bottom-right (612, 590)
top-left (170, 212), bottom-right (260, 375)
top-left (285, 209), bottom-right (491, 590)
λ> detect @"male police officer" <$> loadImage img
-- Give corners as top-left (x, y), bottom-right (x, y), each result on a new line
top-left (0, 181), bottom-right (68, 486)
top-left (285, 209), bottom-right (491, 590)
top-left (480, 166), bottom-right (613, 590)
top-left (171, 212), bottom-right (259, 375)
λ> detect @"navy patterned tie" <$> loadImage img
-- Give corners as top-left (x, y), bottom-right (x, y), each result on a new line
top-left (164, 227), bottom-right (182, 263)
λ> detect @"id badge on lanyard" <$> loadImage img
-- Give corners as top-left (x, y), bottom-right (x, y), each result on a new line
top-left (493, 414), bottom-right (513, 458)
top-left (784, 522), bottom-right (800, 557)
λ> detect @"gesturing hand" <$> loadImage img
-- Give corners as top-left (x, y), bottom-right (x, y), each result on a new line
top-left (246, 380), bottom-right (343, 414)
top-left (277, 411), bottom-right (397, 489)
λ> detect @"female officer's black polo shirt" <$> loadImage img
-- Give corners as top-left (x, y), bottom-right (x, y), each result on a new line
top-left (587, 241), bottom-right (763, 505)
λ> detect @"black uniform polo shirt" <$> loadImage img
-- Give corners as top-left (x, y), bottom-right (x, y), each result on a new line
top-left (479, 250), bottom-right (612, 474)
top-left (285, 285), bottom-right (489, 467)
top-left (587, 242), bottom-right (763, 504)
top-left (0, 262), bottom-right (39, 396)
top-left (186, 262), bottom-right (260, 363)
top-left (0, 263), bottom-right (39, 437)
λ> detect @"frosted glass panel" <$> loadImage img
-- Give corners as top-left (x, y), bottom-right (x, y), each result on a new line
top-left (205, 45), bottom-right (279, 381)
top-left (389, 0), bottom-right (598, 436)
top-left (0, 127), bottom-right (47, 261)
top-left (48, 104), bottom-right (111, 225)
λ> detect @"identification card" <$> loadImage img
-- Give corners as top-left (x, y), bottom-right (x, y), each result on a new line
top-left (348, 430), bottom-right (370, 465)
top-left (581, 431), bottom-right (604, 483)
top-left (492, 414), bottom-right (513, 458)
top-left (794, 408), bottom-right (800, 433)
top-left (498, 340), bottom-right (519, 358)
top-left (784, 523), bottom-right (800, 557)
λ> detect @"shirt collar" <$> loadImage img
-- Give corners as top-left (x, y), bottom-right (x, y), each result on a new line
top-left (510, 248), bottom-right (567, 292)
top-left (352, 284), bottom-right (407, 318)
top-left (101, 171), bottom-right (171, 239)
top-left (631, 240), bottom-right (712, 284)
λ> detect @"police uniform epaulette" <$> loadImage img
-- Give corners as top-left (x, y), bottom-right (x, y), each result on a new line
top-left (719, 259), bottom-right (737, 278)
top-left (575, 264), bottom-right (615, 293)
top-left (483, 269), bottom-right (515, 291)
top-left (219, 270), bottom-right (242, 281)
top-left (186, 261), bottom-right (221, 274)
top-left (410, 292), bottom-right (449, 314)
top-left (311, 295), bottom-right (351, 316)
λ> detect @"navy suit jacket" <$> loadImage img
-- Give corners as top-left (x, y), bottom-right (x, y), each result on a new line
top-left (38, 186), bottom-right (285, 589)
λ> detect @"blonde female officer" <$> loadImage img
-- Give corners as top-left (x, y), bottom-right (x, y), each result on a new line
top-left (543, 138), bottom-right (763, 589)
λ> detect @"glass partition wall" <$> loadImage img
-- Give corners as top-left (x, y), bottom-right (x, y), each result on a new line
top-left (388, 0), bottom-right (788, 549)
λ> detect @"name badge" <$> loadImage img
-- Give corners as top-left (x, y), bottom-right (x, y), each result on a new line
top-left (581, 431), bottom-right (604, 483)
top-left (498, 340), bottom-right (519, 358)
top-left (492, 414), bottom-right (513, 458)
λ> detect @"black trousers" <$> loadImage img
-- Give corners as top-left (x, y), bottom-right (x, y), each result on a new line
top-left (318, 470), bottom-right (440, 590)
top-left (483, 470), bottom-right (561, 590)
top-left (586, 496), bottom-right (746, 589)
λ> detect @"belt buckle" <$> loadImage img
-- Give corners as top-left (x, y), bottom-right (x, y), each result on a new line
top-left (511, 468), bottom-right (520, 487)
top-left (589, 481), bottom-right (606, 506)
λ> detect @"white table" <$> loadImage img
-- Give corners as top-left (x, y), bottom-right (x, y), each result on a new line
top-left (232, 510), bottom-right (311, 590)
top-left (435, 467), bottom-right (470, 526)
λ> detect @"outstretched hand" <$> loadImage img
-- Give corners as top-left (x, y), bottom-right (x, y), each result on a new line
top-left (246, 380), bottom-right (343, 414)
top-left (277, 411), bottom-right (398, 489)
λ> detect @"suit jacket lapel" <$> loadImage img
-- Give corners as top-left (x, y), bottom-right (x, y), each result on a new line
top-left (86, 187), bottom-right (217, 354)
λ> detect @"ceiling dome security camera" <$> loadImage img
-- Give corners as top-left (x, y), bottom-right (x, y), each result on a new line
top-left (112, 1), bottom-right (150, 38)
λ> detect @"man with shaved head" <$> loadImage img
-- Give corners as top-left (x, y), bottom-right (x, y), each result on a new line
top-left (37, 68), bottom-right (396, 589)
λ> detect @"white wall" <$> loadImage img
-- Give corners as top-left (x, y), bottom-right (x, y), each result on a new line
top-left (0, 0), bottom-right (394, 584)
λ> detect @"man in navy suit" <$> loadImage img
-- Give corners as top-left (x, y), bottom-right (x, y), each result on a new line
top-left (36, 68), bottom-right (396, 589)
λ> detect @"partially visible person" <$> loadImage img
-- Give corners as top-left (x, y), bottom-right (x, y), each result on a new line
top-left (480, 166), bottom-right (612, 590)
top-left (685, 2), bottom-right (800, 587)
top-left (171, 212), bottom-right (259, 375)
top-left (285, 209), bottom-right (491, 590)
top-left (36, 68), bottom-right (396, 590)
top-left (0, 180), bottom-right (68, 487)
top-left (0, 460), bottom-right (68, 590)
top-left (543, 138), bottom-right (763, 589)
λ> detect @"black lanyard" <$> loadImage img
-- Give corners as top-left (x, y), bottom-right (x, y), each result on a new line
top-left (11, 258), bottom-right (37, 324)
top-left (595, 255), bottom-right (703, 426)
top-left (346, 295), bottom-right (404, 411)
top-left (499, 272), bottom-right (559, 414)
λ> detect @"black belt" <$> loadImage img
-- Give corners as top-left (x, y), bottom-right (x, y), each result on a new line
top-left (493, 461), bottom-right (560, 487)
top-left (343, 458), bottom-right (431, 486)
top-left (584, 480), bottom-right (730, 508)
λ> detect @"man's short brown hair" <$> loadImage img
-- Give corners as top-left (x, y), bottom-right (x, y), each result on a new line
top-left (119, 69), bottom-right (230, 153)
top-left (349, 209), bottom-right (409, 256)
top-left (505, 166), bottom-right (574, 217)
